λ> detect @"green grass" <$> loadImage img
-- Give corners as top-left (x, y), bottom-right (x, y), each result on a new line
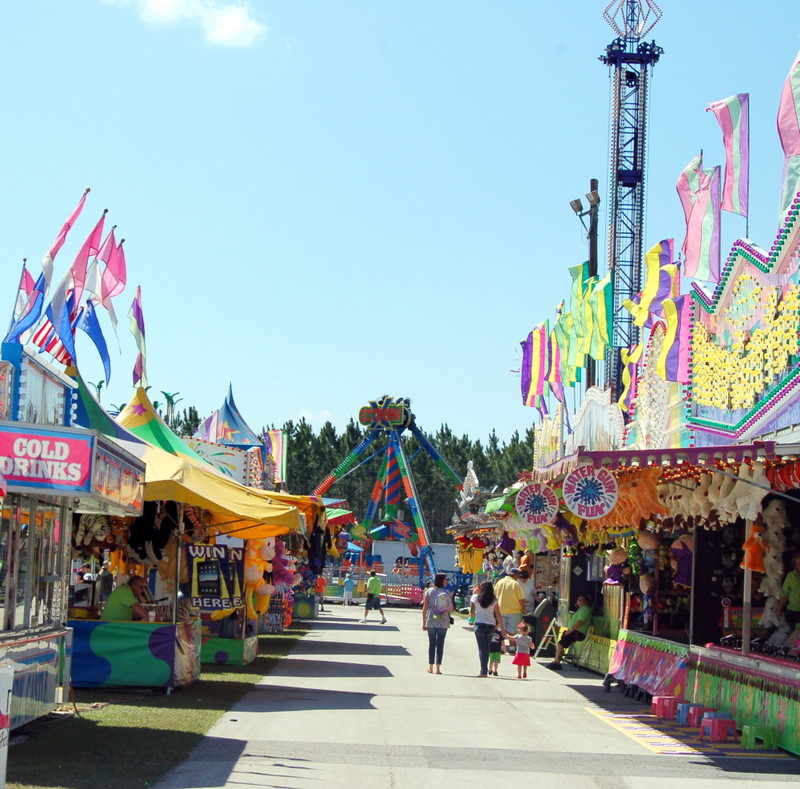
top-left (8, 626), bottom-right (308, 789)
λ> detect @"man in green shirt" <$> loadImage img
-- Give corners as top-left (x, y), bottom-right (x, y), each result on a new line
top-left (360, 571), bottom-right (387, 624)
top-left (546, 594), bottom-right (593, 670)
top-left (100, 575), bottom-right (150, 621)
top-left (776, 553), bottom-right (800, 630)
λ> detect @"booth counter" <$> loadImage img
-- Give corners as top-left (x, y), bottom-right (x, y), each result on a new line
top-left (69, 618), bottom-right (200, 689)
top-left (602, 629), bottom-right (800, 755)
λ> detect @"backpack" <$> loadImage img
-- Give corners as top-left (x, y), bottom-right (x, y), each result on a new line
top-left (432, 589), bottom-right (451, 615)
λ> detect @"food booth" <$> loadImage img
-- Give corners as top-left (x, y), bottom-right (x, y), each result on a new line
top-left (0, 346), bottom-right (146, 728)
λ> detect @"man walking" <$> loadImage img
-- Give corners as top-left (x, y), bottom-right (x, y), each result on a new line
top-left (361, 571), bottom-right (387, 624)
top-left (494, 567), bottom-right (527, 638)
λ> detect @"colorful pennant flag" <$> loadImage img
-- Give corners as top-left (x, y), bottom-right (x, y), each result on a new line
top-left (676, 154), bottom-right (703, 228)
top-left (778, 50), bottom-right (800, 216)
top-left (77, 300), bottom-right (111, 385)
top-left (520, 323), bottom-right (550, 407)
top-left (41, 189), bottom-right (89, 297)
top-left (266, 428), bottom-right (287, 485)
top-left (683, 166), bottom-right (721, 282)
top-left (706, 94), bottom-right (749, 217)
top-left (656, 295), bottom-right (692, 383)
top-left (128, 286), bottom-right (148, 387)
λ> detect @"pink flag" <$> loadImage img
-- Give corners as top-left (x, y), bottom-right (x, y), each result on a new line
top-left (778, 50), bottom-right (800, 156)
top-left (778, 50), bottom-right (800, 216)
top-left (41, 189), bottom-right (89, 294)
top-left (676, 154), bottom-right (703, 226)
top-left (101, 236), bottom-right (127, 309)
top-left (706, 94), bottom-right (749, 217)
top-left (68, 211), bottom-right (107, 313)
top-left (683, 166), bottom-right (721, 283)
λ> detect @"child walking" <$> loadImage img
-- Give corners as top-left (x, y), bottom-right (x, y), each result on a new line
top-left (488, 628), bottom-right (504, 676)
top-left (511, 622), bottom-right (534, 679)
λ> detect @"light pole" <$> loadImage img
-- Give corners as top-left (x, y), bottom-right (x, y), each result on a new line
top-left (570, 178), bottom-right (601, 388)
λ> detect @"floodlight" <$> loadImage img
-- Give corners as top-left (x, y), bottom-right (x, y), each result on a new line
top-left (570, 199), bottom-right (584, 214)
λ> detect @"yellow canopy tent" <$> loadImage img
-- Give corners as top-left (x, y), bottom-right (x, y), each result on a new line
top-left (115, 439), bottom-right (303, 538)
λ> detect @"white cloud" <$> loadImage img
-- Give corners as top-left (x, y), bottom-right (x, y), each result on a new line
top-left (107, 0), bottom-right (266, 47)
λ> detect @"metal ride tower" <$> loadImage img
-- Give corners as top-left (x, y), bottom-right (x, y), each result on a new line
top-left (600, 1), bottom-right (663, 395)
top-left (312, 396), bottom-right (463, 585)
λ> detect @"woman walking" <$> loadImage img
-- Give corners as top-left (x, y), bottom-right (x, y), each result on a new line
top-left (470, 581), bottom-right (505, 677)
top-left (422, 573), bottom-right (454, 674)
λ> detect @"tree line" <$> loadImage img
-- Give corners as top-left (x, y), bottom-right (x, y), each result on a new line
top-left (162, 406), bottom-right (534, 544)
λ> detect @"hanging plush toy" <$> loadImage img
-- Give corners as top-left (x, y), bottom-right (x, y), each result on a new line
top-left (740, 522), bottom-right (766, 573)
top-left (627, 541), bottom-right (643, 575)
top-left (639, 573), bottom-right (656, 625)
top-left (243, 538), bottom-right (277, 620)
top-left (604, 547), bottom-right (629, 585)
top-left (670, 533), bottom-right (694, 589)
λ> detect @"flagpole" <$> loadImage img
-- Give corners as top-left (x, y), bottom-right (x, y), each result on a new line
top-left (7, 260), bottom-right (28, 333)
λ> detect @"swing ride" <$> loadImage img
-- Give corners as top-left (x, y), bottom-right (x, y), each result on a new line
top-left (312, 396), bottom-right (463, 587)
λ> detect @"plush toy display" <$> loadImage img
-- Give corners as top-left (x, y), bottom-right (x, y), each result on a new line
top-left (759, 495), bottom-right (788, 599)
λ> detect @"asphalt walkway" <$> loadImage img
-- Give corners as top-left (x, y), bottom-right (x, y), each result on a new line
top-left (154, 606), bottom-right (799, 789)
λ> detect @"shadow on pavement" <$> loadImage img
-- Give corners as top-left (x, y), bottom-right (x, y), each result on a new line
top-left (267, 657), bottom-right (393, 678)
top-left (294, 640), bottom-right (411, 657)
top-left (231, 684), bottom-right (376, 713)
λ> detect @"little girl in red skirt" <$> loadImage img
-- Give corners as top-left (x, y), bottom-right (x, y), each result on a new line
top-left (511, 622), bottom-right (534, 679)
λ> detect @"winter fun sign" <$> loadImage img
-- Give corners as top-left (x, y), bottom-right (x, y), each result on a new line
top-left (515, 482), bottom-right (559, 526)
top-left (562, 465), bottom-right (618, 520)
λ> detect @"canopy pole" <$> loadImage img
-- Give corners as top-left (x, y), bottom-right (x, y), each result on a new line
top-left (741, 518), bottom-right (752, 656)
top-left (173, 503), bottom-right (184, 627)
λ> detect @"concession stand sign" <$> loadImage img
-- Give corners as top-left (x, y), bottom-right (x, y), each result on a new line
top-left (562, 464), bottom-right (618, 520)
top-left (515, 482), bottom-right (559, 526)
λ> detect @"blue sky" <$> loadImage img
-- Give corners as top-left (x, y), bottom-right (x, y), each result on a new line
top-left (0, 1), bottom-right (798, 447)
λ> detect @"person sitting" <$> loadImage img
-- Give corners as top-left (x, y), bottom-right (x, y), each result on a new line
top-left (546, 594), bottom-right (593, 670)
top-left (100, 574), bottom-right (150, 621)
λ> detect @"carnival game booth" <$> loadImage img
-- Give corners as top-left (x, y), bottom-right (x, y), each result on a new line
top-left (67, 382), bottom-right (305, 685)
top-left (522, 441), bottom-right (800, 754)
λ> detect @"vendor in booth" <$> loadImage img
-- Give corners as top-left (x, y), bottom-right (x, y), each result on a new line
top-left (776, 553), bottom-right (800, 631)
top-left (100, 574), bottom-right (151, 621)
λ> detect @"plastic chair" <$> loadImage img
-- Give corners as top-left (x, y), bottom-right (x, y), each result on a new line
top-left (699, 717), bottom-right (736, 742)
top-left (659, 697), bottom-right (684, 719)
top-left (676, 702), bottom-right (701, 726)
top-left (740, 725), bottom-right (777, 750)
top-left (650, 696), bottom-right (671, 715)
top-left (688, 706), bottom-right (716, 727)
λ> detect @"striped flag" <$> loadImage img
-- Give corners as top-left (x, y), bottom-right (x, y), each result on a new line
top-left (778, 50), bottom-right (800, 217)
top-left (520, 322), bottom-right (550, 407)
top-left (683, 166), bottom-right (721, 282)
top-left (707, 93), bottom-right (749, 217)
top-left (676, 154), bottom-right (703, 226)
top-left (657, 295), bottom-right (692, 383)
top-left (128, 286), bottom-right (148, 387)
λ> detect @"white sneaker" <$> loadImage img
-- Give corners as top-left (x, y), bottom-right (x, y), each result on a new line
top-left (381, 618), bottom-right (387, 624)
top-left (359, 619), bottom-right (367, 623)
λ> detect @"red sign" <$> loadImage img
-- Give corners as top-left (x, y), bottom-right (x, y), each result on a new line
top-left (0, 426), bottom-right (93, 491)
top-left (358, 406), bottom-right (405, 426)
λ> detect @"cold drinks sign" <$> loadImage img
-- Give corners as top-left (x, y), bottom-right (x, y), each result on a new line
top-left (0, 424), bottom-right (92, 492)
top-left (562, 464), bottom-right (618, 520)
